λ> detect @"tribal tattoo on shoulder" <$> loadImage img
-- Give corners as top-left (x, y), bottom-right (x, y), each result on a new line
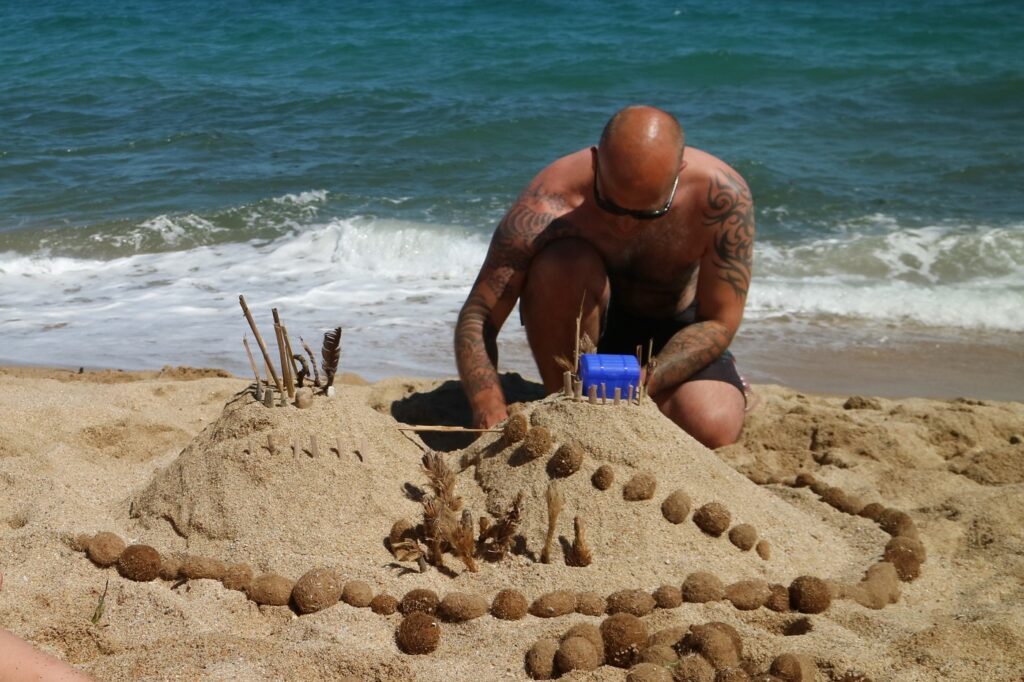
top-left (702, 170), bottom-right (755, 299)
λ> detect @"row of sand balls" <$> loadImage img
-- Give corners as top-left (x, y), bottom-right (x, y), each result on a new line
top-left (504, 417), bottom-right (773, 562)
top-left (588, 465), bottom-right (773, 560)
top-left (791, 473), bottom-right (927, 582)
top-left (526, 613), bottom-right (819, 681)
top-left (503, 416), bottom-right (586, 479)
top-left (78, 529), bottom-right (855, 618)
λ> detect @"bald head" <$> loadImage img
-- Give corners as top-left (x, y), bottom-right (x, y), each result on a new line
top-left (596, 106), bottom-right (685, 211)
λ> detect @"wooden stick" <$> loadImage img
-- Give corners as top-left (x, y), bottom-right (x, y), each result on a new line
top-left (600, 383), bottom-right (607, 405)
top-left (242, 335), bottom-right (262, 385)
top-left (279, 320), bottom-right (301, 387)
top-left (274, 324), bottom-right (295, 399)
top-left (300, 337), bottom-right (322, 387)
top-left (588, 384), bottom-right (597, 404)
top-left (396, 425), bottom-right (502, 433)
top-left (263, 386), bottom-right (274, 408)
top-left (563, 371), bottom-right (573, 397)
top-left (310, 434), bottom-right (320, 458)
top-left (613, 387), bottom-right (621, 405)
top-left (292, 440), bottom-right (300, 458)
top-left (267, 434), bottom-right (276, 456)
top-left (239, 295), bottom-right (283, 393)
top-left (573, 292), bottom-right (585, 375)
top-left (627, 384), bottom-right (633, 404)
top-left (573, 379), bottom-right (583, 401)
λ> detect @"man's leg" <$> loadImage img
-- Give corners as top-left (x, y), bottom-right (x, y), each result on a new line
top-left (653, 379), bottom-right (745, 449)
top-left (521, 238), bottom-right (610, 393)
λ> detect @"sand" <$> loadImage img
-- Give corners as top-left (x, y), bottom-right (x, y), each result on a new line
top-left (0, 366), bottom-right (1022, 680)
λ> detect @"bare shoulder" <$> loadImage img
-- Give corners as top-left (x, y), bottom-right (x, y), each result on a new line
top-left (683, 147), bottom-right (753, 207)
top-left (516, 148), bottom-right (590, 214)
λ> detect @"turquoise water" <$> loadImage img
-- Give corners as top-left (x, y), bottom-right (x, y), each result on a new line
top-left (1, 1), bottom-right (1022, 375)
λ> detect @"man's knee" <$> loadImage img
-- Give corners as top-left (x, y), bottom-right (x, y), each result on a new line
top-left (656, 380), bottom-right (745, 449)
top-left (523, 238), bottom-right (607, 303)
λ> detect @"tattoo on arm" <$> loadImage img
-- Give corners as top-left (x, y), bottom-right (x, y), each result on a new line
top-left (649, 321), bottom-right (731, 395)
top-left (702, 170), bottom-right (754, 298)
top-left (455, 197), bottom-right (563, 407)
top-left (455, 291), bottom-right (501, 401)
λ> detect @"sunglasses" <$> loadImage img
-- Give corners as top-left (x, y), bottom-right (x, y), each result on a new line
top-left (592, 154), bottom-right (679, 220)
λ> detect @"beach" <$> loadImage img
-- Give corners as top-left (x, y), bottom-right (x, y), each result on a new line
top-left (0, 365), bottom-right (1021, 680)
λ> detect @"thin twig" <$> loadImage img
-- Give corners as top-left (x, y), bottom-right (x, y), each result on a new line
top-left (239, 295), bottom-right (282, 393)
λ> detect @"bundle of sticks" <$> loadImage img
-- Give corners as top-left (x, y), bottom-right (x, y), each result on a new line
top-left (238, 294), bottom-right (342, 404)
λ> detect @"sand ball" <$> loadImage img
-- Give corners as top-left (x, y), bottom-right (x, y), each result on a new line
top-left (639, 644), bottom-right (678, 665)
top-left (769, 653), bottom-right (817, 681)
top-left (529, 590), bottom-right (576, 618)
top-left (884, 537), bottom-right (926, 581)
top-left (661, 490), bottom-right (692, 523)
top-left (491, 588), bottom-right (528, 620)
top-left (86, 532), bottom-right (126, 567)
top-left (438, 592), bottom-right (488, 622)
top-left (341, 580), bottom-right (374, 608)
top-left (715, 668), bottom-right (752, 682)
top-left (222, 563), bottom-right (253, 591)
top-left (857, 502), bottom-right (885, 521)
top-left (117, 544), bottom-right (162, 582)
top-left (70, 533), bottom-right (92, 552)
top-left (628, 663), bottom-right (673, 682)
top-left (182, 555), bottom-right (226, 581)
top-left (388, 518), bottom-right (416, 551)
top-left (607, 589), bottom-right (657, 616)
top-left (756, 540), bottom-right (772, 561)
top-left (293, 568), bottom-right (343, 614)
top-left (555, 636), bottom-right (602, 674)
top-left (575, 591), bottom-right (606, 616)
top-left (793, 472), bottom-right (816, 488)
top-left (504, 413), bottom-right (528, 443)
top-left (728, 524), bottom-right (758, 551)
top-left (548, 443), bottom-right (584, 478)
top-left (396, 611), bottom-right (440, 655)
top-left (681, 624), bottom-right (740, 670)
top-left (693, 502), bottom-right (731, 537)
top-left (704, 622), bottom-right (743, 659)
top-left (370, 593), bottom-right (399, 615)
top-left (864, 562), bottom-right (901, 604)
top-left (766, 584), bottom-right (790, 612)
top-left (878, 508), bottom-right (918, 539)
top-left (400, 588), bottom-right (439, 615)
top-left (673, 654), bottom-right (715, 681)
top-left (160, 556), bottom-right (183, 581)
top-left (682, 572), bottom-right (725, 603)
top-left (623, 472), bottom-right (658, 501)
top-left (600, 612), bottom-right (648, 668)
top-left (788, 576), bottom-right (831, 614)
top-left (294, 388), bottom-right (313, 408)
top-left (247, 573), bottom-right (294, 606)
top-left (821, 487), bottom-right (855, 514)
top-left (562, 623), bottom-right (604, 656)
top-left (523, 426), bottom-right (553, 459)
top-left (653, 584), bottom-right (683, 609)
top-left (726, 579), bottom-right (771, 611)
top-left (592, 465), bottom-right (615, 490)
top-left (525, 638), bottom-right (558, 680)
top-left (648, 625), bottom-right (687, 648)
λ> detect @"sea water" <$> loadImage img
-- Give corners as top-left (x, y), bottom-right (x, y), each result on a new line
top-left (1, 1), bottom-right (1022, 381)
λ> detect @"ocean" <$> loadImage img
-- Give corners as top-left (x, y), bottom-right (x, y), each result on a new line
top-left (1, 1), bottom-right (1022, 392)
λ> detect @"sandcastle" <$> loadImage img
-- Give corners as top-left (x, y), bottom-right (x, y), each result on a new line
top-left (66, 299), bottom-right (928, 680)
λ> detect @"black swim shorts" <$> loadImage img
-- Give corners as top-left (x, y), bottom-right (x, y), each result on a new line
top-left (595, 297), bottom-right (745, 397)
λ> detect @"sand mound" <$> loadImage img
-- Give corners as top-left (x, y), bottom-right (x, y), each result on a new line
top-left (130, 388), bottom-right (425, 576)
top-left (464, 396), bottom-right (881, 589)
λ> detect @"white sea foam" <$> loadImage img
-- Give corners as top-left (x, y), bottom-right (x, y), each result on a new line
top-left (0, 215), bottom-right (1021, 376)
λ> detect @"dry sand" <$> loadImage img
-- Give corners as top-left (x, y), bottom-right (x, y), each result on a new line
top-left (0, 366), bottom-right (1021, 681)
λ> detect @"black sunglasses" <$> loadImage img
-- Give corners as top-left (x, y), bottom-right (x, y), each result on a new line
top-left (593, 155), bottom-right (679, 220)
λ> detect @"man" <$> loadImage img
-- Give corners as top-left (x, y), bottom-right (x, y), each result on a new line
top-left (454, 105), bottom-right (754, 448)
